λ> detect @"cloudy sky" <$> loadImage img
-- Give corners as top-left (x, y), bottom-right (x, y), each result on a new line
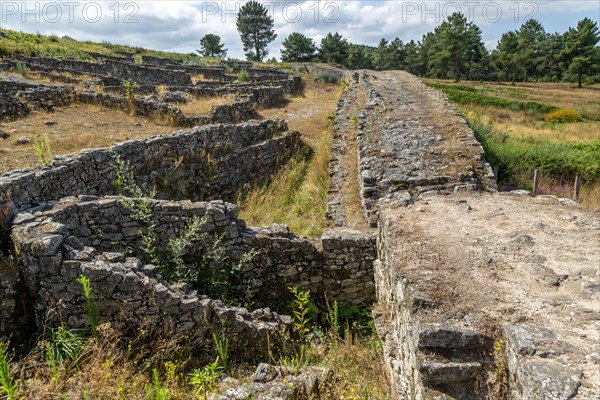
top-left (1, 1), bottom-right (598, 59)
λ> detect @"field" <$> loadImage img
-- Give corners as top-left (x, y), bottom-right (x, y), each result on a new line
top-left (424, 79), bottom-right (600, 209)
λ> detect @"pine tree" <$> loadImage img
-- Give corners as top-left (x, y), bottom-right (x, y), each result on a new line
top-left (388, 38), bottom-right (406, 70)
top-left (198, 34), bottom-right (227, 58)
top-left (428, 13), bottom-right (485, 81)
top-left (403, 40), bottom-right (420, 75)
top-left (236, 0), bottom-right (277, 61)
top-left (540, 33), bottom-right (565, 82)
top-left (317, 32), bottom-right (350, 65)
top-left (493, 31), bottom-right (520, 83)
top-left (560, 17), bottom-right (600, 87)
top-left (372, 38), bottom-right (390, 70)
top-left (280, 32), bottom-right (316, 62)
top-left (516, 19), bottom-right (546, 82)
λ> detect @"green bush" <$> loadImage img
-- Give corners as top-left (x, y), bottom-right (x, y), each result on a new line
top-left (470, 120), bottom-right (600, 182)
top-left (315, 71), bottom-right (339, 84)
top-left (236, 69), bottom-right (250, 82)
top-left (427, 83), bottom-right (558, 113)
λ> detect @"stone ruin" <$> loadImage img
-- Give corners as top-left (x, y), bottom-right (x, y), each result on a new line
top-left (0, 52), bottom-right (375, 398)
top-left (1, 52), bottom-right (598, 399)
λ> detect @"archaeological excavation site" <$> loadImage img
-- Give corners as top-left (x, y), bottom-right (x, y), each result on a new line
top-left (0, 50), bottom-right (598, 400)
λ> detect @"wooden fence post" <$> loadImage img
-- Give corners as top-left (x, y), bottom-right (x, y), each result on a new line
top-left (532, 170), bottom-right (540, 196)
top-left (492, 166), bottom-right (499, 183)
top-left (574, 174), bottom-right (581, 201)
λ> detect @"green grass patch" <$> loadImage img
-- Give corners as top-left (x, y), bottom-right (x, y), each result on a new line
top-left (469, 119), bottom-right (600, 182)
top-left (428, 82), bottom-right (558, 113)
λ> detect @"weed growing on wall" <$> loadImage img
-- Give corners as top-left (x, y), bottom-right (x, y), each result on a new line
top-left (189, 362), bottom-right (220, 400)
top-left (111, 155), bottom-right (257, 305)
top-left (77, 275), bottom-right (99, 335)
top-left (15, 62), bottom-right (28, 77)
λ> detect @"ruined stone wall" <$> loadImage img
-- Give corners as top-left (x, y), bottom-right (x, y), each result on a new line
top-left (0, 119), bottom-right (300, 342)
top-left (375, 209), bottom-right (494, 399)
top-left (0, 119), bottom-right (290, 219)
top-left (6, 82), bottom-right (262, 126)
top-left (355, 70), bottom-right (496, 226)
top-left (0, 94), bottom-right (30, 120)
top-left (8, 193), bottom-right (375, 356)
top-left (10, 55), bottom-right (192, 86)
top-left (11, 196), bottom-right (375, 315)
top-left (10, 198), bottom-right (295, 361)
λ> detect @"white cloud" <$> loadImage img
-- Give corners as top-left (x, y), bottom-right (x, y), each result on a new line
top-left (1, 0), bottom-right (595, 59)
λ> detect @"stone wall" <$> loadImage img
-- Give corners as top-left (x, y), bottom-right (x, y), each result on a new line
top-left (0, 119), bottom-right (301, 342)
top-left (10, 55), bottom-right (192, 86)
top-left (0, 94), bottom-right (30, 120)
top-left (11, 196), bottom-right (375, 315)
top-left (11, 198), bottom-right (295, 361)
top-left (8, 193), bottom-right (375, 356)
top-left (355, 70), bottom-right (496, 226)
top-left (374, 209), bottom-right (494, 399)
top-left (0, 119), bottom-right (291, 225)
top-left (6, 81), bottom-right (262, 126)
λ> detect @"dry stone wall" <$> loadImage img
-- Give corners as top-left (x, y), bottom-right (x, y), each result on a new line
top-left (9, 55), bottom-right (192, 86)
top-left (0, 119), bottom-right (300, 342)
top-left (0, 119), bottom-right (292, 236)
top-left (356, 70), bottom-right (496, 226)
top-left (11, 196), bottom-right (375, 318)
top-left (10, 198), bottom-right (295, 361)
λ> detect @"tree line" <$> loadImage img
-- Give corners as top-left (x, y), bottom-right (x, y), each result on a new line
top-left (198, 0), bottom-right (599, 86)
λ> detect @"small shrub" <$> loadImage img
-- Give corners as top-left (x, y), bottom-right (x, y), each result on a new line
top-left (236, 69), bottom-right (250, 82)
top-left (44, 325), bottom-right (85, 364)
top-left (146, 368), bottom-right (169, 400)
top-left (189, 362), bottom-right (220, 400)
top-left (185, 58), bottom-right (207, 67)
top-left (545, 108), bottom-right (581, 123)
top-left (15, 62), bottom-right (28, 77)
top-left (289, 286), bottom-right (313, 336)
top-left (315, 71), bottom-right (339, 84)
top-left (122, 81), bottom-right (138, 105)
top-left (32, 133), bottom-right (53, 165)
top-left (212, 332), bottom-right (229, 371)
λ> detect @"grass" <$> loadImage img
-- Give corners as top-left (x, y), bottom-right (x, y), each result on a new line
top-left (178, 96), bottom-right (233, 116)
top-left (429, 79), bottom-right (600, 209)
top-left (0, 28), bottom-right (206, 64)
top-left (426, 82), bottom-right (558, 113)
top-left (0, 343), bottom-right (18, 400)
top-left (238, 80), bottom-right (339, 237)
top-left (238, 136), bottom-right (330, 237)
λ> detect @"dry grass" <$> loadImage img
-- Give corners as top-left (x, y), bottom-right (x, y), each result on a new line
top-left (238, 80), bottom-right (339, 237)
top-left (260, 79), bottom-right (340, 148)
top-left (319, 332), bottom-right (390, 400)
top-left (426, 79), bottom-right (600, 119)
top-left (178, 96), bottom-right (233, 116)
top-left (0, 104), bottom-right (174, 173)
top-left (340, 85), bottom-right (370, 233)
top-left (463, 105), bottom-right (600, 143)
top-left (7, 323), bottom-right (389, 400)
